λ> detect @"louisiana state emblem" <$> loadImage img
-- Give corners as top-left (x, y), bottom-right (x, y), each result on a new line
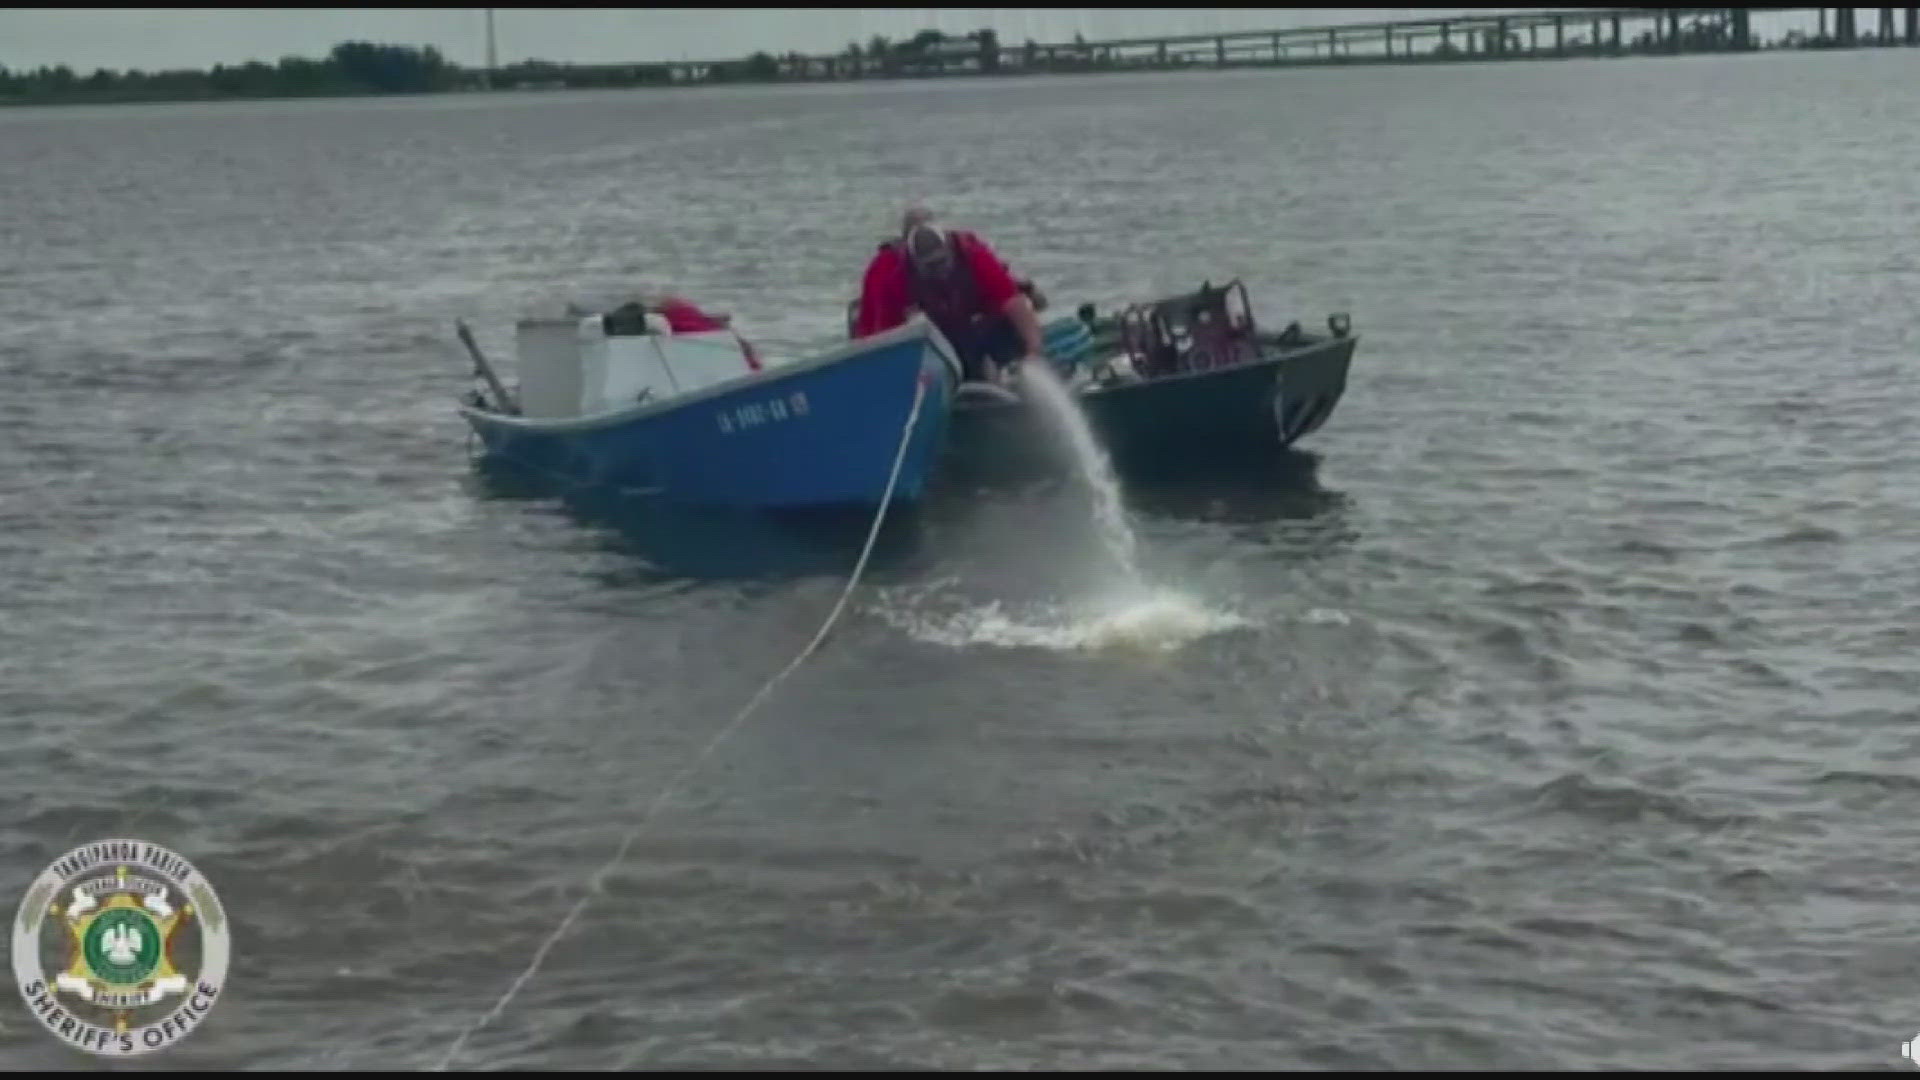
top-left (13, 838), bottom-right (230, 1056)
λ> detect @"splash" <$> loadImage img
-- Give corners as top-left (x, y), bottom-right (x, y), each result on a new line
top-left (1015, 360), bottom-right (1143, 586)
top-left (871, 582), bottom-right (1253, 655)
top-left (870, 362), bottom-right (1253, 655)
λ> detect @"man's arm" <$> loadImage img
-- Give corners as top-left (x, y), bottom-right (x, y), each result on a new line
top-left (962, 237), bottom-right (1046, 358)
top-left (999, 292), bottom-right (1046, 359)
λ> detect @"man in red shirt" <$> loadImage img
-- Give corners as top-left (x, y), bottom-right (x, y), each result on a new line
top-left (851, 217), bottom-right (1047, 384)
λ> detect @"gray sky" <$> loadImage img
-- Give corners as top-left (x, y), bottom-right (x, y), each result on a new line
top-left (0, 7), bottom-right (1578, 72)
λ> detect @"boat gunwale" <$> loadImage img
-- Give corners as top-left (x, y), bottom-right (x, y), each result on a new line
top-left (951, 328), bottom-right (1357, 413)
top-left (457, 317), bottom-right (961, 435)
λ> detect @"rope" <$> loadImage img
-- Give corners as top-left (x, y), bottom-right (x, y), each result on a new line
top-left (431, 372), bottom-right (932, 1071)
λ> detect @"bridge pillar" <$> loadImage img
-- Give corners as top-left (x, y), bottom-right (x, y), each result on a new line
top-left (1731, 8), bottom-right (1751, 49)
top-left (1908, 7), bottom-right (1919, 45)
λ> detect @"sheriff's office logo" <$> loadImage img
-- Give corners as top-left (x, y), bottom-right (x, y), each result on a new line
top-left (12, 838), bottom-right (230, 1057)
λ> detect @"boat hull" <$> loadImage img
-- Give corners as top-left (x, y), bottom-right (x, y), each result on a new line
top-left (941, 331), bottom-right (1356, 483)
top-left (460, 321), bottom-right (961, 511)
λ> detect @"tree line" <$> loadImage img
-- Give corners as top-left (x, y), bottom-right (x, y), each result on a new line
top-left (0, 41), bottom-right (459, 104)
top-left (0, 31), bottom-right (1017, 105)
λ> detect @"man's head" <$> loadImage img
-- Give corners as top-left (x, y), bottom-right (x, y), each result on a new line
top-left (903, 221), bottom-right (957, 280)
top-left (900, 204), bottom-right (935, 232)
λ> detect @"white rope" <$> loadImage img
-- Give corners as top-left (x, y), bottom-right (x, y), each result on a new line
top-left (431, 372), bottom-right (932, 1071)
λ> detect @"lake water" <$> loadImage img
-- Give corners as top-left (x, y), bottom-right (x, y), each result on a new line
top-left (2, 50), bottom-right (1916, 1069)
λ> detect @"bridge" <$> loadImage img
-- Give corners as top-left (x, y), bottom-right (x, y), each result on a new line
top-left (475, 8), bottom-right (1920, 91)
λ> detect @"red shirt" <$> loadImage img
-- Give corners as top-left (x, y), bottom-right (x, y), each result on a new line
top-left (852, 230), bottom-right (1021, 341)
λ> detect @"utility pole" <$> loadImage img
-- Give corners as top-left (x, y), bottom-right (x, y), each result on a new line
top-left (483, 8), bottom-right (497, 89)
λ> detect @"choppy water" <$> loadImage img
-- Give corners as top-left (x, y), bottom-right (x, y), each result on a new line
top-left (3, 50), bottom-right (1917, 1070)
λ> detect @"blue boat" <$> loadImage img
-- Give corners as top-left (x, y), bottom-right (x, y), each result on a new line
top-left (455, 307), bottom-right (961, 511)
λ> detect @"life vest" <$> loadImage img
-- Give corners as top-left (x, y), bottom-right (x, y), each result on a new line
top-left (654, 295), bottom-right (761, 371)
top-left (654, 297), bottom-right (723, 334)
top-left (892, 231), bottom-right (984, 338)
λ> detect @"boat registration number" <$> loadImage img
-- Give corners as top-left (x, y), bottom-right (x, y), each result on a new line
top-left (717, 391), bottom-right (810, 434)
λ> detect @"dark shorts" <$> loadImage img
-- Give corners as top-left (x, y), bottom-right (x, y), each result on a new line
top-left (950, 314), bottom-right (1023, 383)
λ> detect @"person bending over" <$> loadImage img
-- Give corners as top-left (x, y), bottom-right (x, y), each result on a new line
top-left (851, 215), bottom-right (1047, 385)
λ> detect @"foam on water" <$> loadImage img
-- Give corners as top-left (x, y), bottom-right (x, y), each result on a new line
top-left (871, 580), bottom-right (1254, 655)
